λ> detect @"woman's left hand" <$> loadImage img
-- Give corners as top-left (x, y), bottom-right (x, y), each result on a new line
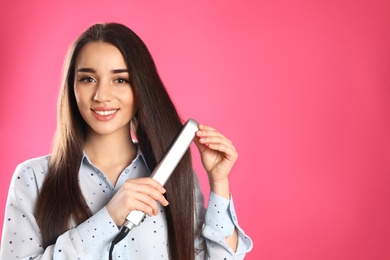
top-left (194, 124), bottom-right (238, 198)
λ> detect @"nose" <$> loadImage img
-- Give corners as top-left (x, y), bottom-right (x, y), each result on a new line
top-left (93, 81), bottom-right (113, 102)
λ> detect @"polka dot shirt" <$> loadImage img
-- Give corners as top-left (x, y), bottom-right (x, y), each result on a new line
top-left (1, 148), bottom-right (253, 259)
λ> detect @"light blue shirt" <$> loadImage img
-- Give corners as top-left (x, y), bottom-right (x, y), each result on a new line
top-left (1, 148), bottom-right (253, 259)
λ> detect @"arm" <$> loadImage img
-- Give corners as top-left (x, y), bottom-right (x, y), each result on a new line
top-left (195, 124), bottom-right (239, 249)
top-left (194, 174), bottom-right (253, 260)
top-left (0, 161), bottom-right (117, 259)
top-left (194, 124), bottom-right (253, 259)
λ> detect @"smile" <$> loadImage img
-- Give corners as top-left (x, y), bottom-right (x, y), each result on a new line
top-left (92, 109), bottom-right (118, 116)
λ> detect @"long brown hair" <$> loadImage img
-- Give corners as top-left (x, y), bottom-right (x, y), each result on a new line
top-left (35, 23), bottom-right (195, 259)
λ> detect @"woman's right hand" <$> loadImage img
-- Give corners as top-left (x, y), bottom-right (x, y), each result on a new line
top-left (106, 177), bottom-right (169, 226)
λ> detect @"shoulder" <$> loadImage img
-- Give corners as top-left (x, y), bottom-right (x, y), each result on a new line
top-left (12, 155), bottom-right (51, 189)
top-left (15, 155), bottom-right (51, 175)
top-left (7, 155), bottom-right (52, 211)
top-left (18, 155), bottom-right (51, 169)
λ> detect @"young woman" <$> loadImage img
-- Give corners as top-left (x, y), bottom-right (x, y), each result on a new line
top-left (0, 23), bottom-right (252, 259)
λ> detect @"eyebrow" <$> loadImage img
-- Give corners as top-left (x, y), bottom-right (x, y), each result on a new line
top-left (112, 69), bottom-right (129, 74)
top-left (76, 68), bottom-right (129, 74)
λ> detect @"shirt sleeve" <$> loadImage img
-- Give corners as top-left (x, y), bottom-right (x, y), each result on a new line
top-left (0, 161), bottom-right (121, 260)
top-left (194, 173), bottom-right (253, 260)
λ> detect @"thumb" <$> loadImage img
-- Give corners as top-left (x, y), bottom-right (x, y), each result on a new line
top-left (193, 136), bottom-right (207, 154)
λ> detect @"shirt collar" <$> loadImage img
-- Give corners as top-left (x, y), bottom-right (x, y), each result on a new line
top-left (81, 144), bottom-right (150, 172)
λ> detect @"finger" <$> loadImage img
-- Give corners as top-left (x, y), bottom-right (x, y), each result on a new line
top-left (123, 182), bottom-right (169, 206)
top-left (126, 177), bottom-right (166, 194)
top-left (125, 188), bottom-right (169, 216)
top-left (196, 124), bottom-right (219, 137)
top-left (126, 196), bottom-right (157, 216)
top-left (121, 181), bottom-right (169, 210)
top-left (196, 126), bottom-right (233, 145)
top-left (209, 142), bottom-right (238, 160)
top-left (197, 124), bottom-right (217, 132)
top-left (201, 137), bottom-right (238, 161)
top-left (193, 135), bottom-right (208, 153)
top-left (198, 135), bottom-right (235, 151)
top-left (133, 193), bottom-right (165, 216)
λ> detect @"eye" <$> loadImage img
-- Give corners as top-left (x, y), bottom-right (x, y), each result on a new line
top-left (78, 76), bottom-right (96, 83)
top-left (115, 78), bottom-right (129, 84)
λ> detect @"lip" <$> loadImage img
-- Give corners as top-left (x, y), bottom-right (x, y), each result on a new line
top-left (91, 107), bottom-right (118, 122)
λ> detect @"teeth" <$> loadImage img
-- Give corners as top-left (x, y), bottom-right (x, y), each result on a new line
top-left (94, 110), bottom-right (117, 116)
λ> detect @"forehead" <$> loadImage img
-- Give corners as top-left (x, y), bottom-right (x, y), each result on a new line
top-left (76, 41), bottom-right (127, 69)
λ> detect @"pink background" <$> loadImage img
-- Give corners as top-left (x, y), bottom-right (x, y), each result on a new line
top-left (1, 1), bottom-right (390, 259)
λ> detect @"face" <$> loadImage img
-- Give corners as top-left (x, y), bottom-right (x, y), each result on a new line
top-left (74, 41), bottom-right (136, 137)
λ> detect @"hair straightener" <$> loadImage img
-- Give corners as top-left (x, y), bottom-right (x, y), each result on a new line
top-left (109, 118), bottom-right (199, 259)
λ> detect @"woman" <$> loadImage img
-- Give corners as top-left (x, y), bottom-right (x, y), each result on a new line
top-left (0, 23), bottom-right (252, 259)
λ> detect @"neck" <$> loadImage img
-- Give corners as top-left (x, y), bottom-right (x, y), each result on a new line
top-left (83, 128), bottom-right (137, 185)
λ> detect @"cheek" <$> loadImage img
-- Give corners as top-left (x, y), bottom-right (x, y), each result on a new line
top-left (74, 85), bottom-right (90, 108)
top-left (73, 84), bottom-right (80, 101)
top-left (73, 90), bottom-right (82, 109)
top-left (120, 88), bottom-right (136, 108)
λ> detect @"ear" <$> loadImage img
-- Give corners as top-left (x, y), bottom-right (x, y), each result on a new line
top-left (130, 118), bottom-right (138, 141)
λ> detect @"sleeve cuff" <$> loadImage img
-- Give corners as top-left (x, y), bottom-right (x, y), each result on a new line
top-left (205, 192), bottom-right (235, 237)
top-left (77, 206), bottom-right (119, 253)
top-left (204, 192), bottom-right (254, 255)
